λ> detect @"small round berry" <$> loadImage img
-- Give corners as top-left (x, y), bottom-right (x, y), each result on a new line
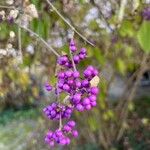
top-left (91, 101), bottom-right (97, 107)
top-left (45, 137), bottom-right (49, 143)
top-left (58, 72), bottom-right (65, 78)
top-left (65, 137), bottom-right (71, 145)
top-left (65, 70), bottom-right (73, 78)
top-left (50, 110), bottom-right (56, 117)
top-left (85, 104), bottom-right (92, 110)
top-left (79, 53), bottom-right (86, 59)
top-left (63, 84), bottom-right (70, 91)
top-left (80, 48), bottom-right (86, 54)
top-left (93, 69), bottom-right (98, 76)
top-left (68, 79), bottom-right (74, 86)
top-left (82, 79), bottom-right (89, 88)
top-left (76, 104), bottom-right (84, 112)
top-left (45, 83), bottom-right (52, 91)
top-left (49, 141), bottom-right (55, 147)
top-left (84, 69), bottom-right (92, 78)
top-left (59, 138), bottom-right (67, 145)
top-left (70, 39), bottom-right (75, 46)
top-left (70, 46), bottom-right (77, 52)
top-left (73, 93), bottom-right (81, 102)
top-left (89, 95), bottom-right (97, 101)
top-left (67, 120), bottom-right (76, 128)
top-left (83, 97), bottom-right (90, 105)
top-left (72, 130), bottom-right (78, 138)
top-left (73, 55), bottom-right (80, 64)
top-left (63, 125), bottom-right (72, 132)
top-left (75, 80), bottom-right (81, 88)
top-left (73, 71), bottom-right (80, 78)
top-left (47, 131), bottom-right (53, 138)
top-left (90, 87), bottom-right (99, 95)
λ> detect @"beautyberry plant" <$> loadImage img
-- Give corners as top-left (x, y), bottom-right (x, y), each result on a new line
top-left (43, 39), bottom-right (100, 147)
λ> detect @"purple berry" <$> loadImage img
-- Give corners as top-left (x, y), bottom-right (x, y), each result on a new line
top-left (73, 55), bottom-right (80, 64)
top-left (80, 48), bottom-right (86, 54)
top-left (72, 130), bottom-right (78, 138)
top-left (75, 80), bottom-right (81, 88)
top-left (83, 97), bottom-right (90, 105)
top-left (84, 69), bottom-right (92, 78)
top-left (58, 72), bottom-right (65, 78)
top-left (89, 95), bottom-right (97, 101)
top-left (63, 84), bottom-right (70, 91)
top-left (91, 101), bottom-right (97, 107)
top-left (85, 104), bottom-right (92, 110)
top-left (76, 104), bottom-right (84, 112)
top-left (63, 125), bottom-right (72, 132)
top-left (82, 79), bottom-right (89, 88)
top-left (65, 70), bottom-right (73, 78)
top-left (73, 71), bottom-right (80, 78)
top-left (49, 141), bottom-right (55, 147)
top-left (70, 46), bottom-right (77, 52)
top-left (90, 87), bottom-right (99, 95)
top-left (66, 137), bottom-right (71, 145)
top-left (67, 120), bottom-right (76, 128)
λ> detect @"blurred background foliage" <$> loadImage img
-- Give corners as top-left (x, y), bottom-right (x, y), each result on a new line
top-left (0, 0), bottom-right (150, 150)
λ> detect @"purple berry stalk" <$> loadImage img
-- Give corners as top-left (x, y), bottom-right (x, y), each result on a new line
top-left (43, 39), bottom-right (100, 147)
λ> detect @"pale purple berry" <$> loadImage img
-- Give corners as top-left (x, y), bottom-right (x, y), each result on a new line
top-left (76, 104), bottom-right (84, 111)
top-left (85, 104), bottom-right (92, 110)
top-left (83, 97), bottom-right (90, 105)
top-left (73, 55), bottom-right (80, 64)
top-left (90, 87), bottom-right (99, 95)
top-left (73, 71), bottom-right (80, 78)
top-left (63, 84), bottom-right (70, 91)
top-left (49, 141), bottom-right (55, 147)
top-left (67, 120), bottom-right (76, 128)
top-left (89, 95), bottom-right (97, 101)
top-left (72, 130), bottom-right (78, 138)
top-left (91, 101), bottom-right (97, 107)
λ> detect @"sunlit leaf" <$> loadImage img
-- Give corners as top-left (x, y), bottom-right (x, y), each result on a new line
top-left (137, 21), bottom-right (150, 53)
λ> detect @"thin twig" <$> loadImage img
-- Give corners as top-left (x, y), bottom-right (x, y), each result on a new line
top-left (17, 23), bottom-right (60, 57)
top-left (0, 5), bottom-right (15, 9)
top-left (46, 0), bottom-right (95, 47)
top-left (18, 26), bottom-right (23, 63)
top-left (116, 54), bottom-right (148, 141)
top-left (90, 0), bottom-right (113, 32)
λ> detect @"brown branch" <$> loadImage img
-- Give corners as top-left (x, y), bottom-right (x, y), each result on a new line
top-left (116, 53), bottom-right (149, 141)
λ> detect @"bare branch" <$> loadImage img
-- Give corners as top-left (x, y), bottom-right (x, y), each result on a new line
top-left (18, 26), bottom-right (23, 63)
top-left (0, 5), bottom-right (15, 9)
top-left (46, 0), bottom-right (95, 47)
top-left (17, 23), bottom-right (60, 57)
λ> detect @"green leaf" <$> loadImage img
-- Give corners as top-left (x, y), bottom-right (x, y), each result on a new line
top-left (116, 58), bottom-right (126, 75)
top-left (137, 21), bottom-right (150, 53)
top-left (119, 20), bottom-right (134, 37)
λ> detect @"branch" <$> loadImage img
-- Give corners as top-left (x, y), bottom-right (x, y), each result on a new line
top-left (0, 5), bottom-right (15, 9)
top-left (90, 0), bottom-right (113, 32)
top-left (17, 23), bottom-right (60, 57)
top-left (18, 26), bottom-right (23, 63)
top-left (46, 0), bottom-right (95, 47)
top-left (116, 54), bottom-right (149, 141)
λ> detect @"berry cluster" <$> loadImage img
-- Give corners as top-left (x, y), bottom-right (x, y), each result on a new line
top-left (45, 120), bottom-right (78, 147)
top-left (43, 102), bottom-right (73, 120)
top-left (43, 39), bottom-right (100, 147)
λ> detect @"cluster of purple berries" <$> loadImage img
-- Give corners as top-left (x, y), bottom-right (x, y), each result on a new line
top-left (43, 39), bottom-right (99, 147)
top-left (142, 7), bottom-right (150, 21)
top-left (45, 120), bottom-right (78, 147)
top-left (58, 40), bottom-right (87, 68)
top-left (43, 102), bottom-right (73, 120)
